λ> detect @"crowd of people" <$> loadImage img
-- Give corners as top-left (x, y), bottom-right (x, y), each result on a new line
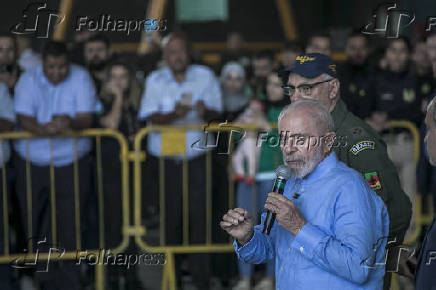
top-left (0, 28), bottom-right (435, 290)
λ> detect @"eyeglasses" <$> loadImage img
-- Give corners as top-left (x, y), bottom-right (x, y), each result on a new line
top-left (282, 79), bottom-right (333, 97)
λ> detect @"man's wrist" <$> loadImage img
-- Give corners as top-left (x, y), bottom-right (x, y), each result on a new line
top-left (237, 230), bottom-right (254, 246)
top-left (291, 221), bottom-right (306, 235)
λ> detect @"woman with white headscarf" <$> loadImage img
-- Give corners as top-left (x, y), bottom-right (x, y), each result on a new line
top-left (220, 61), bottom-right (252, 121)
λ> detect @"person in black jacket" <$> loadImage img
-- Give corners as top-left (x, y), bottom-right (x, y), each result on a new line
top-left (337, 31), bottom-right (376, 119)
top-left (368, 38), bottom-right (422, 233)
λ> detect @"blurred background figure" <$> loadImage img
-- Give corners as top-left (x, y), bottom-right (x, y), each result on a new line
top-left (249, 50), bottom-right (275, 101)
top-left (98, 58), bottom-right (143, 289)
top-left (13, 41), bottom-right (98, 290)
top-left (305, 31), bottom-right (331, 56)
top-left (137, 32), bottom-right (222, 290)
top-left (417, 32), bottom-right (436, 220)
top-left (232, 71), bottom-right (287, 290)
top-left (221, 31), bottom-right (250, 70)
top-left (412, 38), bottom-right (434, 112)
top-left (277, 41), bottom-right (302, 71)
top-left (0, 32), bottom-right (20, 93)
top-left (68, 30), bottom-right (98, 65)
top-left (83, 34), bottom-right (113, 91)
top-left (369, 38), bottom-right (423, 250)
top-left (99, 59), bottom-right (142, 142)
top-left (0, 83), bottom-right (16, 290)
top-left (16, 36), bottom-right (41, 72)
top-left (220, 61), bottom-right (252, 121)
top-left (231, 99), bottom-right (270, 184)
top-left (338, 31), bottom-right (375, 119)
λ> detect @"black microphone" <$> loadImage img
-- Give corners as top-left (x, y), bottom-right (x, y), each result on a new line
top-left (262, 165), bottom-right (291, 235)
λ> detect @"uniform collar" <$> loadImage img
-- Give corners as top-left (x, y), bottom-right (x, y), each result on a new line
top-left (331, 99), bottom-right (349, 132)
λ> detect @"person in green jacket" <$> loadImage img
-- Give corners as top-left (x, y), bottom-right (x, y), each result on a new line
top-left (280, 53), bottom-right (412, 290)
top-left (232, 71), bottom-right (287, 290)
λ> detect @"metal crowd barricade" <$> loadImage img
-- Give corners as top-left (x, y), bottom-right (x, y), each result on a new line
top-left (0, 129), bottom-right (131, 290)
top-left (386, 120), bottom-right (424, 245)
top-left (0, 121), bottom-right (427, 290)
top-left (134, 123), bottom-right (267, 290)
top-left (385, 120), bottom-right (431, 290)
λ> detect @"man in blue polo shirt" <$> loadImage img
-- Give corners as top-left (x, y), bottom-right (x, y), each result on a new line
top-left (13, 41), bottom-right (98, 290)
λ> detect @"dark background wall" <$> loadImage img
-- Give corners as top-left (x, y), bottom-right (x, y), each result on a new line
top-left (2, 0), bottom-right (436, 48)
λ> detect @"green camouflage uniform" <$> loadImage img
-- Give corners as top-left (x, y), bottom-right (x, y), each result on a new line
top-left (332, 100), bottom-right (412, 242)
top-left (332, 100), bottom-right (412, 290)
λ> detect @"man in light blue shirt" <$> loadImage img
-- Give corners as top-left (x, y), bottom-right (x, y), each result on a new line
top-left (0, 83), bottom-right (15, 167)
top-left (0, 82), bottom-right (15, 290)
top-left (13, 41), bottom-right (98, 290)
top-left (14, 48), bottom-right (98, 167)
top-left (221, 99), bottom-right (389, 290)
top-left (137, 36), bottom-right (222, 159)
top-left (137, 32), bottom-right (222, 289)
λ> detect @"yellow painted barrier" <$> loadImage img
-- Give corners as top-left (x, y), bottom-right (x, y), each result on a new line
top-left (0, 129), bottom-right (131, 290)
top-left (134, 124), bottom-right (265, 289)
top-left (0, 121), bottom-right (427, 290)
top-left (386, 121), bottom-right (432, 290)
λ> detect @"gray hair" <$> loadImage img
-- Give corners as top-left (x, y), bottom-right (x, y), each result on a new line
top-left (278, 99), bottom-right (335, 134)
top-left (427, 96), bottom-right (436, 126)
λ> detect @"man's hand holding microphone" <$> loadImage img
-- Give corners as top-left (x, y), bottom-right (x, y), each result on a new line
top-left (220, 165), bottom-right (307, 243)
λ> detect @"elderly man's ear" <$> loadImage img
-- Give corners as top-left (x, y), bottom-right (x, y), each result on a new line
top-left (323, 132), bottom-right (336, 151)
top-left (328, 79), bottom-right (340, 101)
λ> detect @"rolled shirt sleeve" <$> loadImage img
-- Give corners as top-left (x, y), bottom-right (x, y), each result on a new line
top-left (233, 218), bottom-right (276, 265)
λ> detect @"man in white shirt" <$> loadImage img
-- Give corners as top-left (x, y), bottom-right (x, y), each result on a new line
top-left (14, 41), bottom-right (99, 290)
top-left (138, 32), bottom-right (222, 289)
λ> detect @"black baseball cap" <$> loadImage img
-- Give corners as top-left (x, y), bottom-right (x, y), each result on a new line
top-left (279, 53), bottom-right (337, 79)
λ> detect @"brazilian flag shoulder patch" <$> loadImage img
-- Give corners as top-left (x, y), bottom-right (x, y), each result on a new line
top-left (364, 171), bottom-right (382, 191)
top-left (350, 140), bottom-right (375, 155)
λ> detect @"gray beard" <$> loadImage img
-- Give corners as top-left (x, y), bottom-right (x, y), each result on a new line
top-left (289, 149), bottom-right (324, 179)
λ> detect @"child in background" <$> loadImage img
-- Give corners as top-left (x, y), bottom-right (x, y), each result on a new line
top-left (232, 71), bottom-right (288, 290)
